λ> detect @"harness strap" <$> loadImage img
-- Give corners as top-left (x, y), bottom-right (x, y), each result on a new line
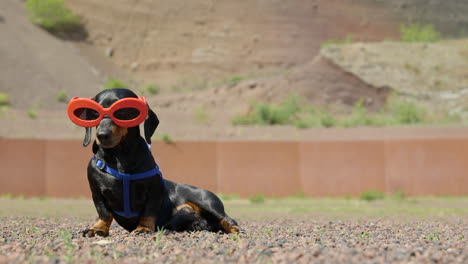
top-left (93, 156), bottom-right (163, 218)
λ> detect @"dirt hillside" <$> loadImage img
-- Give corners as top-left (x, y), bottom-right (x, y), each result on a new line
top-left (321, 40), bottom-right (468, 118)
top-left (67, 0), bottom-right (400, 91)
top-left (0, 0), bottom-right (106, 110)
top-left (2, 0), bottom-right (468, 139)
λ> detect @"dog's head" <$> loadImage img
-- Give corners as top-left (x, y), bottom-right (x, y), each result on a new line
top-left (81, 88), bottom-right (159, 149)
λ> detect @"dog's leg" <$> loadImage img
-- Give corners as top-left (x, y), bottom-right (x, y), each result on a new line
top-left (166, 203), bottom-right (210, 232)
top-left (82, 191), bottom-right (114, 237)
top-left (133, 187), bottom-right (163, 234)
top-left (189, 197), bottom-right (241, 234)
top-left (181, 201), bottom-right (240, 233)
top-left (220, 216), bottom-right (241, 234)
top-left (134, 216), bottom-right (156, 233)
top-left (82, 214), bottom-right (113, 237)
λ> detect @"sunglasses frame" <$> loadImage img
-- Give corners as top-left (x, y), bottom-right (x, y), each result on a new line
top-left (67, 96), bottom-right (148, 128)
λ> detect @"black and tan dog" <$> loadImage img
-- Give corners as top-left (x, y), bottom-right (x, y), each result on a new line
top-left (76, 88), bottom-right (240, 237)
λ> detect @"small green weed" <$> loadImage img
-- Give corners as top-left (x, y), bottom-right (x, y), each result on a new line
top-left (59, 229), bottom-right (75, 263)
top-left (392, 190), bottom-right (406, 201)
top-left (294, 192), bottom-right (306, 199)
top-left (161, 133), bottom-right (174, 143)
top-left (359, 190), bottom-right (385, 201)
top-left (389, 99), bottom-right (426, 124)
top-left (0, 93), bottom-right (9, 106)
top-left (400, 23), bottom-right (441, 43)
top-left (226, 76), bottom-right (245, 86)
top-left (102, 78), bottom-right (129, 90)
top-left (423, 231), bottom-right (441, 241)
top-left (230, 233), bottom-right (242, 242)
top-left (142, 84), bottom-right (160, 95)
top-left (25, 0), bottom-right (81, 33)
top-left (342, 100), bottom-right (376, 127)
top-left (295, 109), bottom-right (336, 128)
top-left (194, 106), bottom-right (209, 124)
top-left (359, 231), bottom-right (370, 240)
top-left (233, 95), bottom-right (302, 125)
top-left (56, 90), bottom-right (67, 103)
top-left (153, 227), bottom-right (166, 247)
top-left (27, 104), bottom-right (41, 119)
top-left (321, 34), bottom-right (355, 48)
top-left (262, 227), bottom-right (273, 236)
top-left (458, 234), bottom-right (465, 240)
top-left (0, 193), bottom-right (14, 199)
top-left (219, 193), bottom-right (240, 201)
top-left (249, 194), bottom-right (265, 204)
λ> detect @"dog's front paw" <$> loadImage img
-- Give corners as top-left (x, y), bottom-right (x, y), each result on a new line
top-left (81, 228), bottom-right (109, 238)
top-left (133, 226), bottom-right (154, 234)
top-left (230, 225), bottom-right (245, 234)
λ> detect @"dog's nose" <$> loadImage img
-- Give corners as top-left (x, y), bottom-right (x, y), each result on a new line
top-left (97, 129), bottom-right (112, 141)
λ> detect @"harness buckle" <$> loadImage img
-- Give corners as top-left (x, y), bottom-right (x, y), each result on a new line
top-left (96, 159), bottom-right (106, 170)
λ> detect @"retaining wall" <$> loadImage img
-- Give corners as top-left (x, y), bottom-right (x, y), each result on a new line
top-left (1, 132), bottom-right (468, 198)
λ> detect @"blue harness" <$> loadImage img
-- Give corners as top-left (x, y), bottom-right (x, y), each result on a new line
top-left (93, 156), bottom-right (163, 218)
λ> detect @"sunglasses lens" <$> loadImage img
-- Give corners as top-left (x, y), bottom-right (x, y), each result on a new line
top-left (73, 108), bottom-right (100, 121)
top-left (114, 108), bottom-right (141, 120)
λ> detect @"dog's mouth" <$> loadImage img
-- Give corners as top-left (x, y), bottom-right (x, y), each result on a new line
top-left (96, 125), bottom-right (128, 149)
top-left (96, 137), bottom-right (120, 148)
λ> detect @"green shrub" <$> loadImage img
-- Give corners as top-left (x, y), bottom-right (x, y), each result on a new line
top-left (295, 115), bottom-right (321, 129)
top-left (359, 190), bottom-right (385, 201)
top-left (218, 193), bottom-right (240, 201)
top-left (227, 76), bottom-right (245, 86)
top-left (194, 106), bottom-right (209, 123)
top-left (1, 193), bottom-right (14, 199)
top-left (0, 93), bottom-right (9, 106)
top-left (143, 84), bottom-right (160, 95)
top-left (28, 109), bottom-right (38, 119)
top-left (400, 23), bottom-right (441, 43)
top-left (320, 111), bottom-right (337, 127)
top-left (25, 0), bottom-right (81, 33)
top-left (321, 34), bottom-right (355, 48)
top-left (295, 110), bottom-right (336, 128)
top-left (390, 100), bottom-right (426, 124)
top-left (392, 190), bottom-right (406, 201)
top-left (342, 100), bottom-right (376, 127)
top-left (256, 103), bottom-right (291, 125)
top-left (249, 194), bottom-right (265, 204)
top-left (294, 192), bottom-right (306, 199)
top-left (232, 94), bottom-right (450, 128)
top-left (56, 90), bottom-right (67, 103)
top-left (102, 78), bottom-right (129, 90)
top-left (233, 95), bottom-right (302, 126)
top-left (27, 104), bottom-right (40, 119)
top-left (161, 133), bottom-right (174, 143)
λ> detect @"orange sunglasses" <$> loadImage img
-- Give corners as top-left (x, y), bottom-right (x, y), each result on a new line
top-left (67, 97), bottom-right (148, 127)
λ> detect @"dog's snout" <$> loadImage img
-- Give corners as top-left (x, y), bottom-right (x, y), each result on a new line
top-left (95, 117), bottom-right (125, 148)
top-left (97, 118), bottom-right (113, 142)
top-left (97, 129), bottom-right (112, 141)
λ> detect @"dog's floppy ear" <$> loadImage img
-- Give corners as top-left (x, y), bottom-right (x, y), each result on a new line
top-left (83, 127), bottom-right (92, 147)
top-left (144, 104), bottom-right (159, 144)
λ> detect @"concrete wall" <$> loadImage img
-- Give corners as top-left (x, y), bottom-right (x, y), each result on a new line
top-left (1, 135), bottom-right (468, 198)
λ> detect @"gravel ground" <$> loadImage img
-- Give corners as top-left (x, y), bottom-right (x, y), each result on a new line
top-left (0, 198), bottom-right (467, 263)
top-left (1, 216), bottom-right (467, 263)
